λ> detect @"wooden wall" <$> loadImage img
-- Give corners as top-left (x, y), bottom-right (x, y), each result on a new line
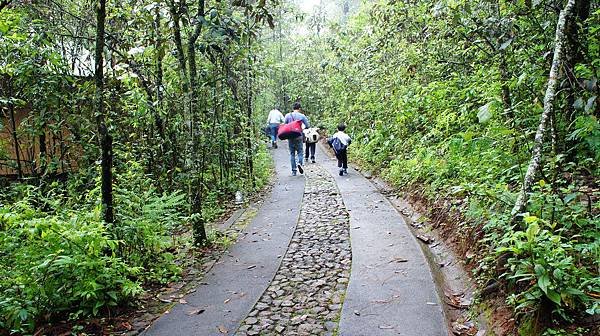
top-left (0, 107), bottom-right (78, 177)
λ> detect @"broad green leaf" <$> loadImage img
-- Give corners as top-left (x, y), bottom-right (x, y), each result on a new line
top-left (537, 274), bottom-right (550, 294)
top-left (564, 193), bottom-right (578, 204)
top-left (526, 223), bottom-right (540, 242)
top-left (585, 96), bottom-right (597, 112)
top-left (546, 289), bottom-right (561, 305)
top-left (477, 102), bottom-right (492, 123)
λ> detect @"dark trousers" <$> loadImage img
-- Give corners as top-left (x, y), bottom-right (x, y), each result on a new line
top-left (305, 142), bottom-right (316, 160)
top-left (336, 149), bottom-right (348, 169)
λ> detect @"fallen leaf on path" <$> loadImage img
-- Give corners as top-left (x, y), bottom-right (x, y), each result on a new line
top-left (217, 325), bottom-right (228, 334)
top-left (389, 257), bottom-right (408, 263)
top-left (353, 310), bottom-right (360, 316)
top-left (379, 325), bottom-right (393, 329)
top-left (169, 283), bottom-right (185, 290)
top-left (417, 234), bottom-right (433, 244)
top-left (186, 309), bottom-right (205, 315)
top-left (247, 265), bottom-right (256, 269)
top-left (459, 297), bottom-right (472, 307)
top-left (451, 321), bottom-right (477, 335)
top-left (119, 322), bottom-right (133, 331)
top-left (224, 298), bottom-right (231, 304)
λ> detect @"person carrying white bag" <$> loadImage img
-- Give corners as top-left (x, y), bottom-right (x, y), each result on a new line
top-left (303, 127), bottom-right (320, 163)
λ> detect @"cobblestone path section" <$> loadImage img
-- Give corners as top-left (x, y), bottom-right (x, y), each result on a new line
top-left (236, 163), bottom-right (351, 336)
top-left (143, 145), bottom-right (305, 336)
top-left (317, 144), bottom-right (448, 336)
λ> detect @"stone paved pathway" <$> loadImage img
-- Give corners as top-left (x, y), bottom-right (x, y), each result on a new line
top-left (237, 163), bottom-right (351, 336)
top-left (143, 142), bottom-right (448, 336)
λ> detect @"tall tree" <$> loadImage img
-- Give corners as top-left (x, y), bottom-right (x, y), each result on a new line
top-left (510, 0), bottom-right (576, 221)
top-left (95, 0), bottom-right (113, 224)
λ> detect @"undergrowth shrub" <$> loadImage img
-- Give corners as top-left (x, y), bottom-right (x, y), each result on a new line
top-left (0, 199), bottom-right (142, 334)
top-left (497, 214), bottom-right (599, 320)
top-left (0, 161), bottom-right (187, 334)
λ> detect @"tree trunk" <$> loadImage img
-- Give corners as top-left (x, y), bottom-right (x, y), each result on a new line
top-left (154, 5), bottom-right (165, 140)
top-left (510, 0), bottom-right (576, 222)
top-left (7, 82), bottom-right (23, 179)
top-left (499, 56), bottom-right (512, 119)
top-left (184, 0), bottom-right (207, 246)
top-left (565, 0), bottom-right (591, 118)
top-left (38, 115), bottom-right (47, 176)
top-left (95, 0), bottom-right (113, 224)
top-left (246, 48), bottom-right (255, 188)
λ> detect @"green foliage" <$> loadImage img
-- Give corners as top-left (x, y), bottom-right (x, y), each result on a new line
top-left (2, 0), bottom-right (278, 332)
top-left (0, 162), bottom-right (188, 333)
top-left (542, 327), bottom-right (590, 336)
top-left (498, 215), bottom-right (598, 320)
top-left (0, 197), bottom-right (141, 333)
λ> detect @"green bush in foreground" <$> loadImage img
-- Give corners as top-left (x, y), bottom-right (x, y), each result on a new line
top-left (0, 172), bottom-right (186, 334)
top-left (0, 201), bottom-right (142, 333)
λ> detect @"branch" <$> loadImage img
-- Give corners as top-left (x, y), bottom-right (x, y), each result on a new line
top-left (510, 0), bottom-right (576, 222)
top-left (188, 0), bottom-right (205, 46)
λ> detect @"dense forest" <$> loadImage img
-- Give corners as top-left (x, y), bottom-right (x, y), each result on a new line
top-left (1, 0), bottom-right (599, 335)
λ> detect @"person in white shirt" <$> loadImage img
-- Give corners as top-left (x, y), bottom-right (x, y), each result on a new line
top-left (266, 107), bottom-right (285, 148)
top-left (328, 123), bottom-right (352, 176)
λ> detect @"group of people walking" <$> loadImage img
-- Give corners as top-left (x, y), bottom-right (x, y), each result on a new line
top-left (266, 102), bottom-right (351, 177)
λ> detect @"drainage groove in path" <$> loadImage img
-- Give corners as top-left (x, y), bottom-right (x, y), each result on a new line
top-left (236, 163), bottom-right (351, 336)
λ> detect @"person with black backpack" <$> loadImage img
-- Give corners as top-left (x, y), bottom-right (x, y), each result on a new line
top-left (328, 123), bottom-right (351, 176)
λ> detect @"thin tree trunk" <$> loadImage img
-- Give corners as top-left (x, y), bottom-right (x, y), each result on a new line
top-left (154, 5), bottom-right (165, 141)
top-left (246, 52), bottom-right (255, 187)
top-left (95, 0), bottom-right (113, 224)
top-left (39, 119), bottom-right (47, 176)
top-left (499, 56), bottom-right (512, 118)
top-left (7, 83), bottom-right (23, 179)
top-left (510, 0), bottom-right (576, 222)
top-left (167, 0), bottom-right (188, 92)
top-left (153, 5), bottom-right (168, 178)
top-left (189, 0), bottom-right (208, 246)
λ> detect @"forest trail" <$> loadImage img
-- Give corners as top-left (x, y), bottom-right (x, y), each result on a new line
top-left (143, 142), bottom-right (447, 336)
